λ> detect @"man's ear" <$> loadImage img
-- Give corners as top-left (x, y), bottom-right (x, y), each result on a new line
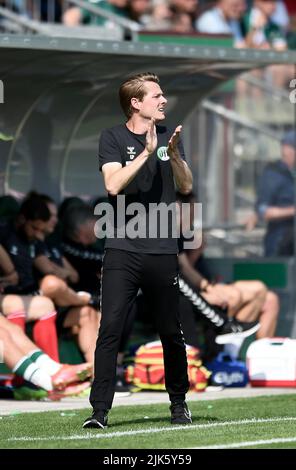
top-left (130, 97), bottom-right (140, 112)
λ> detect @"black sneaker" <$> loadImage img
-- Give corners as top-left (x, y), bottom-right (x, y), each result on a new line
top-left (83, 410), bottom-right (108, 429)
top-left (215, 318), bottom-right (260, 345)
top-left (170, 401), bottom-right (192, 425)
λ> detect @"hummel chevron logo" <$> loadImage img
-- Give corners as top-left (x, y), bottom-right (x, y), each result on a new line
top-left (127, 146), bottom-right (136, 159)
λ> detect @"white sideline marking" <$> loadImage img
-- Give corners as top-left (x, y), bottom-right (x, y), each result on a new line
top-left (8, 416), bottom-right (296, 442)
top-left (194, 437), bottom-right (296, 449)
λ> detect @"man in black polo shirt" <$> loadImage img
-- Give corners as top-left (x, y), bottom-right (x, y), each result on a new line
top-left (83, 72), bottom-right (193, 429)
top-left (0, 197), bottom-right (48, 296)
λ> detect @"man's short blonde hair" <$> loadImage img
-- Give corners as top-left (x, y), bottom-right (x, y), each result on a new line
top-left (119, 72), bottom-right (159, 118)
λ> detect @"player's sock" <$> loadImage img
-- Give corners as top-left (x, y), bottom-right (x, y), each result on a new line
top-left (12, 356), bottom-right (53, 391)
top-left (6, 310), bottom-right (26, 330)
top-left (32, 311), bottom-right (60, 362)
top-left (28, 349), bottom-right (61, 375)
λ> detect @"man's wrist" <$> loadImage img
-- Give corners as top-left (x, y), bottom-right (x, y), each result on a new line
top-left (143, 149), bottom-right (153, 158)
top-left (200, 279), bottom-right (209, 291)
top-left (168, 148), bottom-right (180, 159)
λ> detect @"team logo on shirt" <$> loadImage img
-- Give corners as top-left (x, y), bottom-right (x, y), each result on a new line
top-left (10, 245), bottom-right (18, 256)
top-left (127, 146), bottom-right (136, 159)
top-left (157, 146), bottom-right (170, 161)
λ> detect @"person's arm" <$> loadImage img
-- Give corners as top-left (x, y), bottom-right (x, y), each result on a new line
top-left (33, 255), bottom-right (79, 283)
top-left (102, 119), bottom-right (156, 196)
top-left (0, 245), bottom-right (18, 287)
top-left (178, 252), bottom-right (205, 289)
top-left (167, 126), bottom-right (193, 195)
top-left (61, 256), bottom-right (79, 284)
top-left (245, 212), bottom-right (259, 231)
top-left (263, 206), bottom-right (295, 221)
top-left (256, 167), bottom-right (294, 222)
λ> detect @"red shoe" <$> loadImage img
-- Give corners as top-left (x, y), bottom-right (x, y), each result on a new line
top-left (48, 381), bottom-right (91, 401)
top-left (52, 363), bottom-right (92, 390)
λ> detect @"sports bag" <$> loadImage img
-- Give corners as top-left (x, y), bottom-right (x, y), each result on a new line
top-left (127, 340), bottom-right (211, 392)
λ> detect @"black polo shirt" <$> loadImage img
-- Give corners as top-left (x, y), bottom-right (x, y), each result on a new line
top-left (35, 239), bottom-right (64, 268)
top-left (98, 124), bottom-right (186, 254)
top-left (62, 238), bottom-right (103, 294)
top-left (0, 220), bottom-right (40, 294)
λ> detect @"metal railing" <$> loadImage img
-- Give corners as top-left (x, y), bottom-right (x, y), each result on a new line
top-left (202, 99), bottom-right (284, 141)
top-left (0, 5), bottom-right (56, 34)
top-left (239, 72), bottom-right (291, 102)
top-left (69, 0), bottom-right (140, 40)
top-left (0, 0), bottom-right (140, 39)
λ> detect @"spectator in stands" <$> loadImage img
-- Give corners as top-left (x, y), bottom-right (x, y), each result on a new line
top-left (239, 2), bottom-right (292, 96)
top-left (243, 0), bottom-right (287, 50)
top-left (63, 0), bottom-right (129, 26)
top-left (144, 0), bottom-right (172, 30)
top-left (142, 0), bottom-right (197, 32)
top-left (127, 0), bottom-right (152, 25)
top-left (171, 10), bottom-right (196, 32)
top-left (170, 0), bottom-right (199, 31)
top-left (0, 314), bottom-right (91, 400)
top-left (196, 0), bottom-right (247, 47)
top-left (271, 0), bottom-right (290, 31)
top-left (246, 130), bottom-right (296, 257)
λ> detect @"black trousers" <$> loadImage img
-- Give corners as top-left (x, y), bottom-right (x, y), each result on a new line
top-left (90, 248), bottom-right (189, 411)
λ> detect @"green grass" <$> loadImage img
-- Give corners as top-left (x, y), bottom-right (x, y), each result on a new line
top-left (1, 394), bottom-right (296, 449)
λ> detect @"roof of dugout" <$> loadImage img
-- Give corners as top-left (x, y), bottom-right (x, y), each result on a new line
top-left (0, 35), bottom-right (295, 200)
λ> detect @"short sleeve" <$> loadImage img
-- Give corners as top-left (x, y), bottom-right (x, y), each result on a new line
top-left (35, 240), bottom-right (49, 258)
top-left (98, 129), bottom-right (123, 171)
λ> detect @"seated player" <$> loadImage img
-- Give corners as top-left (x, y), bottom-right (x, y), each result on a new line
top-left (0, 314), bottom-right (91, 400)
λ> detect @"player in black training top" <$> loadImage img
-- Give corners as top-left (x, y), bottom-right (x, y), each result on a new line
top-left (83, 72), bottom-right (193, 429)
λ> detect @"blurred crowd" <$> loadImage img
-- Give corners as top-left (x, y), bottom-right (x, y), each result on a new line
top-left (1, 0), bottom-right (296, 49)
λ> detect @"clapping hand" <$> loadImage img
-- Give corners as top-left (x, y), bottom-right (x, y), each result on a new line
top-left (145, 118), bottom-right (157, 156)
top-left (168, 125), bottom-right (182, 158)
